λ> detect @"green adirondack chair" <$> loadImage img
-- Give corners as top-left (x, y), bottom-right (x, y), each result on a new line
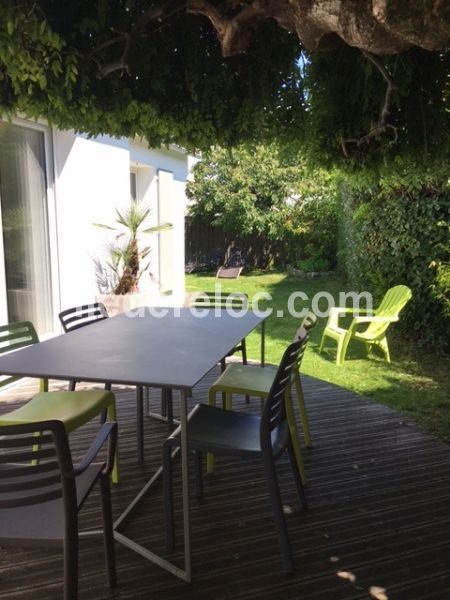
top-left (319, 285), bottom-right (412, 366)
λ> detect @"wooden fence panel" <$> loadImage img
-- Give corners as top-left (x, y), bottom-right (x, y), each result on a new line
top-left (185, 217), bottom-right (284, 271)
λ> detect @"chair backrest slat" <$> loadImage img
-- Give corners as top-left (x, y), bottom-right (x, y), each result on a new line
top-left (0, 420), bottom-right (76, 510)
top-left (0, 460), bottom-right (60, 478)
top-left (190, 292), bottom-right (248, 309)
top-left (0, 321), bottom-right (40, 389)
top-left (0, 332), bottom-right (35, 346)
top-left (261, 333), bottom-right (309, 440)
top-left (376, 285), bottom-right (412, 317)
top-left (292, 311), bottom-right (317, 373)
top-left (59, 303), bottom-right (109, 333)
top-left (366, 285), bottom-right (412, 336)
top-left (0, 489), bottom-right (63, 509)
top-left (216, 266), bottom-right (243, 279)
top-left (0, 447), bottom-right (57, 464)
top-left (0, 471), bottom-right (61, 493)
top-left (293, 311), bottom-right (317, 343)
top-left (0, 433), bottom-right (54, 448)
top-left (0, 322), bottom-right (39, 351)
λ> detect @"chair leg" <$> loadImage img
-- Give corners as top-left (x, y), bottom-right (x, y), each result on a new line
top-left (100, 474), bottom-right (117, 588)
top-left (160, 388), bottom-right (167, 417)
top-left (195, 451), bottom-right (203, 498)
top-left (207, 389), bottom-right (217, 475)
top-left (285, 387), bottom-right (306, 485)
top-left (63, 519), bottom-right (79, 600)
top-left (106, 402), bottom-right (120, 484)
top-left (166, 388), bottom-right (174, 431)
top-left (224, 391), bottom-right (232, 411)
top-left (100, 382), bottom-right (111, 425)
top-left (319, 332), bottom-right (327, 354)
top-left (68, 380), bottom-right (76, 392)
top-left (293, 375), bottom-right (312, 448)
top-left (378, 336), bottom-right (391, 362)
top-left (163, 441), bottom-right (175, 552)
top-left (242, 339), bottom-right (247, 365)
top-left (241, 339), bottom-right (250, 404)
top-left (336, 332), bottom-right (352, 366)
top-left (286, 437), bottom-right (307, 509)
top-left (261, 451), bottom-right (294, 574)
top-left (220, 358), bottom-right (226, 407)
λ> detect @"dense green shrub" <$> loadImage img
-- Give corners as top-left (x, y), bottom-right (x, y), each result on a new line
top-left (295, 256), bottom-right (331, 272)
top-left (337, 163), bottom-right (450, 351)
top-left (186, 144), bottom-right (338, 269)
top-left (287, 186), bottom-right (338, 270)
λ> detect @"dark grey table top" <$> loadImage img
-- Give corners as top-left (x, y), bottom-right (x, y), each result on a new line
top-left (0, 307), bottom-right (264, 389)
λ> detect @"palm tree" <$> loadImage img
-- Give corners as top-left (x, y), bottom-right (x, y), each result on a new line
top-left (94, 200), bottom-right (171, 295)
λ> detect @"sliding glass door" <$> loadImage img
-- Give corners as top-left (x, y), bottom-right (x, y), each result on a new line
top-left (0, 122), bottom-right (53, 335)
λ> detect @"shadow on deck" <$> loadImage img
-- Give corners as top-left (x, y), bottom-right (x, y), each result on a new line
top-left (1, 369), bottom-right (450, 600)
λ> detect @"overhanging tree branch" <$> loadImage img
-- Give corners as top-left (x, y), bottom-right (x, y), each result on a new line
top-left (341, 50), bottom-right (397, 157)
top-left (84, 0), bottom-right (450, 77)
top-left (187, 0), bottom-right (270, 56)
top-left (93, 0), bottom-right (185, 78)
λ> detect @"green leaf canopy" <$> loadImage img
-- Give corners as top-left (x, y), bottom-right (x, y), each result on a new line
top-left (0, 1), bottom-right (448, 163)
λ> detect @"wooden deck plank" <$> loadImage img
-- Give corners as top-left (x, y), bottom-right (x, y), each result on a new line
top-left (1, 371), bottom-right (450, 599)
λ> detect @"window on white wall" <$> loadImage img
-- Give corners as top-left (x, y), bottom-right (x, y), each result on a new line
top-left (130, 170), bottom-right (137, 201)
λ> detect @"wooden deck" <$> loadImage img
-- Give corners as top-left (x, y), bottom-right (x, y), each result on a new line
top-left (1, 369), bottom-right (450, 600)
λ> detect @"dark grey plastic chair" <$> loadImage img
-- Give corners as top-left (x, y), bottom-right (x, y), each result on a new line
top-left (0, 419), bottom-right (117, 600)
top-left (58, 303), bottom-right (111, 393)
top-left (163, 335), bottom-right (308, 574)
top-left (58, 302), bottom-right (109, 333)
top-left (58, 302), bottom-right (146, 462)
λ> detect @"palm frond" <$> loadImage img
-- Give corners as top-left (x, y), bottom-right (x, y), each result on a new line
top-left (139, 246), bottom-right (152, 260)
top-left (93, 223), bottom-right (116, 231)
top-left (114, 208), bottom-right (128, 229)
top-left (142, 222), bottom-right (173, 234)
top-left (138, 261), bottom-right (151, 278)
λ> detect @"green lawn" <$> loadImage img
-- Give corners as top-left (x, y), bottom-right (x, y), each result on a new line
top-left (186, 271), bottom-right (450, 441)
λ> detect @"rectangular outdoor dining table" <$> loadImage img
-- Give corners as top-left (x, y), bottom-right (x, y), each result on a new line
top-left (0, 306), bottom-right (265, 581)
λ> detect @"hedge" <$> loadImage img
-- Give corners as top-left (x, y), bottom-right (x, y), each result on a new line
top-left (337, 164), bottom-right (450, 351)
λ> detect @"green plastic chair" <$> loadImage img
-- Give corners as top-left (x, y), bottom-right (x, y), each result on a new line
top-left (0, 321), bottom-right (48, 393)
top-left (0, 321), bottom-right (120, 484)
top-left (188, 291), bottom-right (249, 368)
top-left (207, 311), bottom-right (317, 484)
top-left (319, 285), bottom-right (412, 366)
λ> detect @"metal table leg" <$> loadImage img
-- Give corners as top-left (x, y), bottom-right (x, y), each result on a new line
top-left (112, 387), bottom-right (191, 582)
top-left (180, 388), bottom-right (191, 580)
top-left (136, 385), bottom-right (144, 464)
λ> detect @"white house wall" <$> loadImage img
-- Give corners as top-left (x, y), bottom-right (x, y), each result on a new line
top-left (53, 131), bottom-right (187, 317)
top-left (129, 141), bottom-right (188, 304)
